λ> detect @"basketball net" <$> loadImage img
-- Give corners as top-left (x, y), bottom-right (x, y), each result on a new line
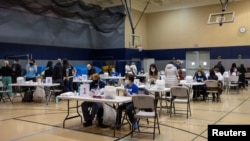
top-left (136, 45), bottom-right (143, 52)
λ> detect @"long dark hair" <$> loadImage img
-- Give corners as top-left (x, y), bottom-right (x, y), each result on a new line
top-left (149, 64), bottom-right (158, 76)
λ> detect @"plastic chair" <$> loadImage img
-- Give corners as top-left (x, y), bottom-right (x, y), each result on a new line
top-left (131, 95), bottom-right (160, 140)
top-left (170, 86), bottom-right (191, 118)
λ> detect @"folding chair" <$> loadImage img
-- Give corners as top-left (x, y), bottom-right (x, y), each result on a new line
top-left (204, 80), bottom-right (222, 102)
top-left (170, 86), bottom-right (191, 119)
top-left (227, 75), bottom-right (240, 94)
top-left (131, 95), bottom-right (160, 140)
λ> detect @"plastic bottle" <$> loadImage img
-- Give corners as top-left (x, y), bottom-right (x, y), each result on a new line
top-left (56, 96), bottom-right (59, 104)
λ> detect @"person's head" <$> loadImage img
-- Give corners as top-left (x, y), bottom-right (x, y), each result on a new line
top-left (231, 63), bottom-right (236, 68)
top-left (197, 65), bottom-right (204, 73)
top-left (91, 73), bottom-right (100, 83)
top-left (62, 59), bottom-right (69, 66)
top-left (240, 64), bottom-right (245, 68)
top-left (214, 68), bottom-right (219, 73)
top-left (209, 69), bottom-right (215, 76)
top-left (111, 67), bottom-right (116, 72)
top-left (197, 70), bottom-right (203, 76)
top-left (87, 64), bottom-right (92, 70)
top-left (125, 73), bottom-right (134, 84)
top-left (29, 59), bottom-right (35, 66)
top-left (149, 64), bottom-right (158, 74)
top-left (13, 58), bottom-right (19, 64)
top-left (3, 60), bottom-right (9, 67)
top-left (46, 61), bottom-right (53, 68)
top-left (176, 59), bottom-right (182, 65)
top-left (57, 58), bottom-right (61, 63)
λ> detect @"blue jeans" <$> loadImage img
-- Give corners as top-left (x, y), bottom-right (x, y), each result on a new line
top-left (116, 102), bottom-right (135, 125)
top-left (64, 77), bottom-right (73, 92)
top-left (81, 102), bottom-right (103, 122)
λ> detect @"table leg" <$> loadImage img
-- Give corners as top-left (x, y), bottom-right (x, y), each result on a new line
top-left (63, 100), bottom-right (83, 128)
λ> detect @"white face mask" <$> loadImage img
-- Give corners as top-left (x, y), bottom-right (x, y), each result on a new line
top-left (151, 69), bottom-right (155, 72)
top-left (125, 80), bottom-right (129, 84)
top-left (198, 73), bottom-right (201, 76)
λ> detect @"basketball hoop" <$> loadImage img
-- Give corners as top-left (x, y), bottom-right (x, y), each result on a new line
top-left (136, 45), bottom-right (143, 52)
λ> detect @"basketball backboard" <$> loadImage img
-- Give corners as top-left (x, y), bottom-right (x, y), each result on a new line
top-left (207, 11), bottom-right (235, 25)
top-left (129, 34), bottom-right (142, 48)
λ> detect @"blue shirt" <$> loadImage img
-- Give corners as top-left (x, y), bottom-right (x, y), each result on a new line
top-left (111, 71), bottom-right (119, 76)
top-left (25, 65), bottom-right (37, 78)
top-left (124, 83), bottom-right (138, 95)
top-left (193, 73), bottom-right (207, 82)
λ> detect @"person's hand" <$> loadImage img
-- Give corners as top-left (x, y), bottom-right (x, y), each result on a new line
top-left (123, 89), bottom-right (129, 96)
top-left (150, 78), bottom-right (155, 82)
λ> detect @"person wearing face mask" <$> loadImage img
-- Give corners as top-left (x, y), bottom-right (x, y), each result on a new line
top-left (147, 64), bottom-right (159, 85)
top-left (81, 73), bottom-right (107, 128)
top-left (146, 64), bottom-right (160, 104)
top-left (112, 73), bottom-right (139, 129)
top-left (192, 67), bottom-right (207, 100)
top-left (25, 59), bottom-right (37, 82)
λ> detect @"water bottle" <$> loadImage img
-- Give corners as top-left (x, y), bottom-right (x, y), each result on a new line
top-left (78, 85), bottom-right (80, 96)
top-left (56, 96), bottom-right (59, 104)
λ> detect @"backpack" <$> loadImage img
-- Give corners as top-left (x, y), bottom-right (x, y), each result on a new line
top-left (22, 89), bottom-right (33, 102)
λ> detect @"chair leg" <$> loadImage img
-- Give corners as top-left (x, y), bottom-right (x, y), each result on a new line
top-left (170, 100), bottom-right (173, 117)
top-left (153, 116), bottom-right (156, 140)
top-left (156, 114), bottom-right (160, 134)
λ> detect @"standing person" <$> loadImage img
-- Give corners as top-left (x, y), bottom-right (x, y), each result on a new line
top-left (62, 59), bottom-right (75, 92)
top-left (44, 61), bottom-right (54, 96)
top-left (112, 73), bottom-right (138, 129)
top-left (87, 64), bottom-right (96, 79)
top-left (165, 61), bottom-right (179, 88)
top-left (25, 59), bottom-right (37, 82)
top-left (125, 61), bottom-right (131, 75)
top-left (44, 61), bottom-right (53, 78)
top-left (176, 59), bottom-right (184, 80)
top-left (11, 58), bottom-right (22, 83)
top-left (130, 62), bottom-right (137, 76)
top-left (238, 64), bottom-right (247, 90)
top-left (11, 58), bottom-right (22, 94)
top-left (81, 73), bottom-right (107, 128)
top-left (214, 61), bottom-right (225, 76)
top-left (53, 58), bottom-right (64, 90)
top-left (174, 59), bottom-right (182, 70)
top-left (0, 60), bottom-right (13, 97)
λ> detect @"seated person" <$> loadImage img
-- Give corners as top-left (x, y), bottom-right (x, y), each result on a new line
top-left (207, 69), bottom-right (223, 101)
top-left (193, 69), bottom-right (207, 100)
top-left (109, 67), bottom-right (119, 86)
top-left (81, 73), bottom-right (107, 128)
top-left (112, 73), bottom-right (139, 129)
